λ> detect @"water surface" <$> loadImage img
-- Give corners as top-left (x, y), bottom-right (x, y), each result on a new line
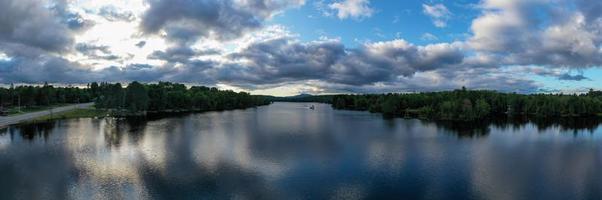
top-left (1, 102), bottom-right (601, 199)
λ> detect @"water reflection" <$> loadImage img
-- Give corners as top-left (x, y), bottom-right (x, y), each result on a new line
top-left (4, 112), bottom-right (602, 142)
top-left (430, 116), bottom-right (602, 138)
top-left (0, 103), bottom-right (601, 199)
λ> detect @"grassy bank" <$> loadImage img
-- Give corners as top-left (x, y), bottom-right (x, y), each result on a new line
top-left (5, 104), bottom-right (69, 116)
top-left (27, 109), bottom-right (109, 123)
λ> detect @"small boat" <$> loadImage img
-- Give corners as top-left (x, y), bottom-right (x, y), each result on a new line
top-left (309, 105), bottom-right (315, 110)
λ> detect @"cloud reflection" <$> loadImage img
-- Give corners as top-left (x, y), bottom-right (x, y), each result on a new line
top-left (0, 103), bottom-right (601, 199)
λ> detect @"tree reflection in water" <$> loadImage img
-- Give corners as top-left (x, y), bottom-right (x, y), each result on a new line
top-left (3, 115), bottom-right (602, 142)
top-left (103, 117), bottom-right (148, 148)
top-left (426, 116), bottom-right (602, 138)
top-left (0, 103), bottom-right (601, 199)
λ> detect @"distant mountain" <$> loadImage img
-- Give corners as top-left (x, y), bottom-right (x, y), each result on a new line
top-left (270, 93), bottom-right (332, 103)
top-left (287, 93), bottom-right (313, 99)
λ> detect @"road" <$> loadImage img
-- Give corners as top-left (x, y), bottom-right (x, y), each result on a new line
top-left (0, 102), bottom-right (94, 128)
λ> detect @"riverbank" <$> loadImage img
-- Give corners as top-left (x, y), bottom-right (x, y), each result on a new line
top-left (16, 103), bottom-right (272, 126)
top-left (3, 104), bottom-right (71, 116)
top-left (0, 103), bottom-right (94, 128)
top-left (24, 108), bottom-right (109, 124)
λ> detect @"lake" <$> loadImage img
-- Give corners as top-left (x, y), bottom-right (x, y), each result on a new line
top-left (1, 102), bottom-right (601, 200)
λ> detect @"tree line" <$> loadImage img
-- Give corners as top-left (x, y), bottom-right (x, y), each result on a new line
top-left (0, 82), bottom-right (270, 114)
top-left (268, 94), bottom-right (333, 103)
top-left (93, 82), bottom-right (270, 114)
top-left (0, 83), bottom-right (92, 109)
top-left (331, 88), bottom-right (602, 121)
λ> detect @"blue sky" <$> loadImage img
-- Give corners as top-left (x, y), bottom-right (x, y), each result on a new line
top-left (0, 0), bottom-right (601, 96)
top-left (271, 0), bottom-right (479, 46)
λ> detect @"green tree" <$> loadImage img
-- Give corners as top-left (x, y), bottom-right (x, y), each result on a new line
top-left (125, 82), bottom-right (149, 112)
top-left (474, 99), bottom-right (491, 119)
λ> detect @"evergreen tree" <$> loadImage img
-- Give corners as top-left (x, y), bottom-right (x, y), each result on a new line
top-left (125, 81), bottom-right (149, 112)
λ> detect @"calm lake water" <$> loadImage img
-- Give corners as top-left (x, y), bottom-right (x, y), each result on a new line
top-left (1, 102), bottom-right (601, 200)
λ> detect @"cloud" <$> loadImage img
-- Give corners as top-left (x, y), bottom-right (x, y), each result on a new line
top-left (75, 43), bottom-right (121, 61)
top-left (330, 40), bottom-right (464, 85)
top-left (577, 0), bottom-right (602, 23)
top-left (274, 65), bottom-right (540, 94)
top-left (468, 0), bottom-right (602, 68)
top-left (224, 37), bottom-right (345, 85)
top-left (0, 0), bottom-right (75, 52)
top-left (1, 0), bottom-right (601, 95)
top-left (0, 22), bottom-right (537, 95)
top-left (75, 43), bottom-right (111, 55)
top-left (422, 4), bottom-right (451, 28)
top-left (0, 21), bottom-right (485, 93)
top-left (212, 26), bottom-right (465, 88)
top-left (421, 33), bottom-right (439, 41)
top-left (140, 0), bottom-right (305, 43)
top-left (148, 46), bottom-right (217, 64)
top-left (52, 0), bottom-right (95, 32)
top-left (518, 66), bottom-right (592, 81)
top-left (135, 41), bottom-right (146, 48)
top-left (0, 44), bottom-right (95, 84)
top-left (558, 74), bottom-right (590, 81)
top-left (328, 0), bottom-right (374, 20)
top-left (98, 6), bottom-right (136, 22)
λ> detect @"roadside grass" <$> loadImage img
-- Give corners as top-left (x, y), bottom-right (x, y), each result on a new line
top-left (27, 109), bottom-right (109, 123)
top-left (5, 104), bottom-right (70, 116)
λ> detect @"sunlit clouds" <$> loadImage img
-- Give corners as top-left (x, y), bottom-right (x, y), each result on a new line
top-left (1, 0), bottom-right (602, 95)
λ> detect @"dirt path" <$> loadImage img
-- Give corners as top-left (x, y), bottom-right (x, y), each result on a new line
top-left (0, 103), bottom-right (94, 127)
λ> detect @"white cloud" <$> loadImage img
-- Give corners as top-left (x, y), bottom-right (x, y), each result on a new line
top-left (0, 52), bottom-right (10, 61)
top-left (422, 4), bottom-right (451, 28)
top-left (421, 33), bottom-right (439, 41)
top-left (328, 0), bottom-right (374, 20)
top-left (2, 0), bottom-right (602, 94)
top-left (468, 0), bottom-right (602, 68)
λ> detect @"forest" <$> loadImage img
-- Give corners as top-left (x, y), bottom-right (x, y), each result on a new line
top-left (0, 83), bottom-right (92, 109)
top-left (3, 82), bottom-right (602, 121)
top-left (331, 87), bottom-right (602, 121)
top-left (0, 82), bottom-right (270, 115)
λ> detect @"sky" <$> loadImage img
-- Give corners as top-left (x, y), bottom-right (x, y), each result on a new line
top-left (0, 0), bottom-right (602, 96)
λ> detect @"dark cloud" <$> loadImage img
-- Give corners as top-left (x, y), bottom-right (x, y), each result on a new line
top-left (135, 41), bottom-right (147, 48)
top-left (0, 0), bottom-right (74, 52)
top-left (1, 0), bottom-right (599, 94)
top-left (92, 60), bottom-right (219, 84)
top-left (0, 50), bottom-right (95, 84)
top-left (558, 74), bottom-right (590, 81)
top-left (148, 46), bottom-right (221, 63)
top-left (163, 60), bottom-right (217, 84)
top-left (140, 0), bottom-right (304, 43)
top-left (98, 6), bottom-right (136, 22)
top-left (99, 64), bottom-right (172, 82)
top-left (0, 33), bottom-right (537, 94)
top-left (288, 66), bottom-right (540, 94)
top-left (332, 41), bottom-right (464, 85)
top-left (63, 13), bottom-right (94, 31)
top-left (577, 0), bottom-right (602, 23)
top-left (75, 43), bottom-right (111, 55)
top-left (224, 38), bottom-right (463, 86)
top-left (225, 37), bottom-right (345, 84)
top-left (51, 0), bottom-right (94, 32)
top-left (469, 0), bottom-right (602, 68)
top-left (516, 66), bottom-right (592, 82)
top-left (75, 43), bottom-right (121, 61)
top-left (0, 43), bottom-right (216, 85)
top-left (148, 46), bottom-right (197, 63)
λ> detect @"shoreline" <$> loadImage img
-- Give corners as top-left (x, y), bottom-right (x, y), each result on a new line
top-left (12, 103), bottom-right (272, 126)
top-left (0, 103), bottom-right (94, 128)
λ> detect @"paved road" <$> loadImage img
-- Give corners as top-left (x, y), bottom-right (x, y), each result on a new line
top-left (0, 103), bottom-right (94, 128)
